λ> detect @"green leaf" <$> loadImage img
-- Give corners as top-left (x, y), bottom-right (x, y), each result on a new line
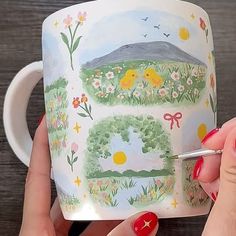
top-left (206, 29), bottom-right (209, 36)
top-left (84, 102), bottom-right (88, 111)
top-left (60, 33), bottom-right (69, 47)
top-left (73, 156), bottom-right (78, 163)
top-left (89, 104), bottom-right (92, 113)
top-left (67, 155), bottom-right (71, 165)
top-left (209, 94), bottom-right (214, 112)
top-left (78, 113), bottom-right (88, 117)
top-left (72, 36), bottom-right (82, 52)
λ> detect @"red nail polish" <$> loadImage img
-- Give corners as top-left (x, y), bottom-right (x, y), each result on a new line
top-left (38, 113), bottom-right (45, 125)
top-left (211, 192), bottom-right (218, 201)
top-left (201, 128), bottom-right (219, 144)
top-left (133, 212), bottom-right (158, 236)
top-left (192, 157), bottom-right (204, 180)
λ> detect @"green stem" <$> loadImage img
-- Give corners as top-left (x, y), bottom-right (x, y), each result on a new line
top-left (79, 104), bottom-right (93, 120)
top-left (72, 22), bottom-right (80, 43)
top-left (69, 26), bottom-right (73, 49)
top-left (68, 26), bottom-right (74, 70)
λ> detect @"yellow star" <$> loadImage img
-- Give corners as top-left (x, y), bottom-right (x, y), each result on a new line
top-left (141, 220), bottom-right (152, 230)
top-left (53, 20), bottom-right (59, 28)
top-left (171, 199), bottom-right (178, 208)
top-left (205, 99), bottom-right (209, 107)
top-left (190, 13), bottom-right (195, 20)
top-left (74, 176), bottom-right (81, 187)
top-left (73, 122), bottom-right (81, 133)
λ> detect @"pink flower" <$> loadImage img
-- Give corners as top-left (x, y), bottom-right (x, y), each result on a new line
top-left (88, 182), bottom-right (93, 188)
top-left (71, 142), bottom-right (78, 153)
top-left (63, 15), bottom-right (73, 28)
top-left (77, 12), bottom-right (87, 24)
top-left (155, 179), bottom-right (162, 187)
top-left (97, 180), bottom-right (103, 187)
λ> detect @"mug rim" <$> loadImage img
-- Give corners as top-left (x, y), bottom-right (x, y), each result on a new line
top-left (42, 0), bottom-right (210, 27)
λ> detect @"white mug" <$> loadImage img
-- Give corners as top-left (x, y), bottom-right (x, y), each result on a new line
top-left (4, 0), bottom-right (217, 220)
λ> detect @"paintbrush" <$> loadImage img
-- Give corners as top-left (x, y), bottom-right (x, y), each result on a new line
top-left (161, 148), bottom-right (223, 160)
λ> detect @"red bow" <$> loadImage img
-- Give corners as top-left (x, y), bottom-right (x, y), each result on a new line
top-left (164, 112), bottom-right (183, 130)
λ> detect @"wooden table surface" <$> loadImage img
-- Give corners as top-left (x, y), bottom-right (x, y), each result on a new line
top-left (1, 0), bottom-right (236, 235)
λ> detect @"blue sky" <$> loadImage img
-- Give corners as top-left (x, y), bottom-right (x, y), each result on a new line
top-left (43, 9), bottom-right (209, 84)
top-left (78, 9), bottom-right (205, 65)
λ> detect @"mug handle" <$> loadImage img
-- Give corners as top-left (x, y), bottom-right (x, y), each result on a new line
top-left (3, 61), bottom-right (43, 167)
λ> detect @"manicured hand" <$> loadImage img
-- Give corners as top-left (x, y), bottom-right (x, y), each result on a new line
top-left (192, 118), bottom-right (236, 235)
top-left (19, 116), bottom-right (159, 236)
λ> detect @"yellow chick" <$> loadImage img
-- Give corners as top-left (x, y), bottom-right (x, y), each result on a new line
top-left (119, 69), bottom-right (137, 90)
top-left (144, 68), bottom-right (164, 88)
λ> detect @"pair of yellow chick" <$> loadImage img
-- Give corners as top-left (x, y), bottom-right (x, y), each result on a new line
top-left (119, 68), bottom-right (164, 90)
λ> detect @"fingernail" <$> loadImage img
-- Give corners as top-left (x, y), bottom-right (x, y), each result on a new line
top-left (211, 191), bottom-right (218, 202)
top-left (38, 113), bottom-right (45, 125)
top-left (133, 212), bottom-right (158, 236)
top-left (192, 157), bottom-right (204, 180)
top-left (201, 128), bottom-right (220, 144)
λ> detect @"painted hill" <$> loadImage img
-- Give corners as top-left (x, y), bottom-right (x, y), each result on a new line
top-left (83, 41), bottom-right (205, 69)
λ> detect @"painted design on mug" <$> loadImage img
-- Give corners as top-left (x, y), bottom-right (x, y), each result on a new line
top-left (80, 42), bottom-right (206, 106)
top-left (67, 142), bottom-right (79, 172)
top-left (77, 9), bottom-right (209, 106)
top-left (199, 17), bottom-right (209, 43)
top-left (182, 160), bottom-right (209, 207)
top-left (163, 112), bottom-right (182, 130)
top-left (84, 115), bottom-right (175, 208)
top-left (73, 122), bottom-right (81, 133)
top-left (209, 73), bottom-right (217, 125)
top-left (74, 176), bottom-right (82, 187)
top-left (60, 12), bottom-right (86, 70)
top-left (182, 122), bottom-right (211, 207)
top-left (72, 94), bottom-right (93, 120)
top-left (45, 77), bottom-right (69, 157)
top-left (56, 185), bottom-right (80, 212)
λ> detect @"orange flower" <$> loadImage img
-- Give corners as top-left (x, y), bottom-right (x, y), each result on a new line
top-left (200, 17), bottom-right (206, 30)
top-left (81, 93), bottom-right (88, 103)
top-left (210, 73), bottom-right (215, 89)
top-left (77, 12), bottom-right (87, 24)
top-left (72, 97), bottom-right (80, 108)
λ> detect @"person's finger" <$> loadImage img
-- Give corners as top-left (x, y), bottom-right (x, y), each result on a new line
top-left (202, 126), bottom-right (236, 236)
top-left (50, 198), bottom-right (73, 236)
top-left (194, 118), bottom-right (236, 183)
top-left (22, 116), bottom-right (51, 220)
top-left (107, 212), bottom-right (159, 236)
top-left (216, 126), bottom-right (236, 211)
top-left (200, 178), bottom-right (219, 202)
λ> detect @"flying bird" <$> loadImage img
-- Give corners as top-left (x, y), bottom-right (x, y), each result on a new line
top-left (141, 17), bottom-right (148, 21)
top-left (143, 34), bottom-right (148, 38)
top-left (154, 24), bottom-right (160, 29)
top-left (163, 33), bottom-right (170, 38)
top-left (144, 68), bottom-right (164, 88)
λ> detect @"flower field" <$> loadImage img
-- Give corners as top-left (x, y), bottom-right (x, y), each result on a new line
top-left (80, 60), bottom-right (206, 105)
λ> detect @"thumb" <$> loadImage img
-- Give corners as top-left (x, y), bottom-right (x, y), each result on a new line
top-left (107, 212), bottom-right (159, 236)
top-left (217, 126), bottom-right (236, 211)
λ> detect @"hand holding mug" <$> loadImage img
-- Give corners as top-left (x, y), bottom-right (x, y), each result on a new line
top-left (19, 117), bottom-right (159, 236)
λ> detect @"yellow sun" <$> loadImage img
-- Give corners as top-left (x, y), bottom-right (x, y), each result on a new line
top-left (179, 27), bottom-right (190, 40)
top-left (198, 123), bottom-right (207, 141)
top-left (113, 151), bottom-right (127, 165)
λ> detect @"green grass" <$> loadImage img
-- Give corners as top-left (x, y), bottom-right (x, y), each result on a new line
top-left (44, 78), bottom-right (69, 157)
top-left (80, 60), bottom-right (206, 106)
top-left (85, 115), bottom-right (173, 179)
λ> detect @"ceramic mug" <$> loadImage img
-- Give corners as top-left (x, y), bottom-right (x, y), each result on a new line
top-left (4, 0), bottom-right (217, 220)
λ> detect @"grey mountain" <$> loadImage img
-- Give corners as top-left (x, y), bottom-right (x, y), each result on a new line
top-left (83, 41), bottom-right (206, 69)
